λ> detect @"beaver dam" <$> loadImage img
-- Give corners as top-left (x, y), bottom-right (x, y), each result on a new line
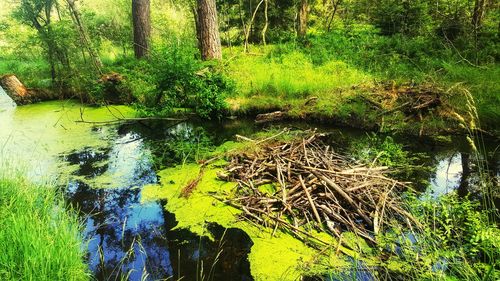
top-left (197, 131), bottom-right (421, 248)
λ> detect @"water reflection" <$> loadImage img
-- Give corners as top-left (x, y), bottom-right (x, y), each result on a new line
top-left (67, 180), bottom-right (172, 280)
top-left (57, 117), bottom-right (499, 281)
top-left (430, 153), bottom-right (463, 196)
top-left (63, 122), bottom-right (254, 280)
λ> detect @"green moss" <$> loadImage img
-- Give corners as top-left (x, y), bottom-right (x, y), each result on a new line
top-left (209, 140), bottom-right (248, 157)
top-left (142, 163), bottom-right (239, 236)
top-left (257, 183), bottom-right (276, 195)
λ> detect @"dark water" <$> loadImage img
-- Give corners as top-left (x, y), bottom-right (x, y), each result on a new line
top-left (62, 123), bottom-right (254, 281)
top-left (61, 118), bottom-right (499, 281)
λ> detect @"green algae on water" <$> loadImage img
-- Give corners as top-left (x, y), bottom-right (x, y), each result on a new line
top-left (141, 160), bottom-right (348, 281)
top-left (0, 100), bottom-right (136, 181)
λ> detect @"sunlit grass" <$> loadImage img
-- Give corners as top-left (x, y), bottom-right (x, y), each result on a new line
top-left (227, 46), bottom-right (370, 99)
top-left (225, 45), bottom-right (372, 119)
top-left (0, 167), bottom-right (89, 281)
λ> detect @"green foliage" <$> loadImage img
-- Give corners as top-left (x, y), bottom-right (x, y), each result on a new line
top-left (371, 0), bottom-right (431, 36)
top-left (349, 134), bottom-right (410, 167)
top-left (94, 45), bottom-right (231, 119)
top-left (228, 45), bottom-right (369, 99)
top-left (146, 126), bottom-right (216, 169)
top-left (144, 47), bottom-right (232, 119)
top-left (0, 174), bottom-right (89, 281)
top-left (381, 193), bottom-right (500, 279)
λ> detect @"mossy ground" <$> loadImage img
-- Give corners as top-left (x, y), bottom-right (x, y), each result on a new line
top-left (224, 45), bottom-right (499, 136)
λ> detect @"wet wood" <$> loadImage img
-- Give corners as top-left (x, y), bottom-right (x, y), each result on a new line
top-left (219, 131), bottom-right (417, 244)
top-left (255, 111), bottom-right (285, 123)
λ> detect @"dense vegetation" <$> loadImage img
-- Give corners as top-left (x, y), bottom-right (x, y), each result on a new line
top-left (0, 0), bottom-right (498, 131)
top-left (0, 0), bottom-right (498, 280)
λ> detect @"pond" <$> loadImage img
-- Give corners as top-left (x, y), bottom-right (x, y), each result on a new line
top-left (0, 98), bottom-right (498, 280)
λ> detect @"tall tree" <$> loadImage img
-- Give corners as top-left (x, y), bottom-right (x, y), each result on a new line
top-left (16, 0), bottom-right (70, 82)
top-left (297, 0), bottom-right (308, 38)
top-left (66, 0), bottom-right (102, 74)
top-left (132, 0), bottom-right (151, 59)
top-left (196, 0), bottom-right (222, 60)
top-left (472, 0), bottom-right (486, 29)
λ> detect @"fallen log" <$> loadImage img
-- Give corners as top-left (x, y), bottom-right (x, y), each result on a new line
top-left (255, 111), bottom-right (285, 123)
top-left (0, 75), bottom-right (57, 105)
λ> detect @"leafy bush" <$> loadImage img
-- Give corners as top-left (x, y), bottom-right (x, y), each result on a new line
top-left (149, 47), bottom-right (232, 119)
top-left (102, 46), bottom-right (232, 119)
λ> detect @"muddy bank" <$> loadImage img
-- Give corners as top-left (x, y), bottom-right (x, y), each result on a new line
top-left (229, 82), bottom-right (498, 137)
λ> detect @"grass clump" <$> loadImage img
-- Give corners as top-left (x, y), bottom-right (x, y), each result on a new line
top-left (0, 172), bottom-right (89, 281)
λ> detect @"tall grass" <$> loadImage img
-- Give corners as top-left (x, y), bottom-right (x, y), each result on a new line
top-left (0, 169), bottom-right (89, 281)
top-left (225, 29), bottom-right (499, 130)
top-left (227, 47), bottom-right (370, 99)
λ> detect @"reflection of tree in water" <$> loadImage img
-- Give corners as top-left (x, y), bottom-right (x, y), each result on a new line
top-left (63, 125), bottom-right (254, 281)
top-left (119, 120), bottom-right (259, 169)
top-left (67, 180), bottom-right (172, 280)
top-left (162, 211), bottom-right (253, 281)
top-left (64, 131), bottom-right (173, 280)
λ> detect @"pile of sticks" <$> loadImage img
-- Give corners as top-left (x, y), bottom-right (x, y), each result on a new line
top-left (218, 133), bottom-right (419, 245)
top-left (361, 81), bottom-right (445, 117)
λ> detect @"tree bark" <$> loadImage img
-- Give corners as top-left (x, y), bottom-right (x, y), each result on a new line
top-left (0, 75), bottom-right (57, 105)
top-left (298, 0), bottom-right (309, 39)
top-left (327, 0), bottom-right (342, 32)
top-left (262, 0), bottom-right (269, 45)
top-left (132, 0), bottom-right (151, 59)
top-left (472, 0), bottom-right (486, 29)
top-left (244, 0), bottom-right (264, 52)
top-left (196, 0), bottom-right (222, 60)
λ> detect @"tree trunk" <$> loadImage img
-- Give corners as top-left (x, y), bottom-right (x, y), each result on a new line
top-left (0, 75), bottom-right (57, 105)
top-left (327, 0), bottom-right (342, 32)
top-left (196, 0), bottom-right (222, 60)
top-left (298, 0), bottom-right (309, 39)
top-left (244, 0), bottom-right (264, 52)
top-left (0, 75), bottom-right (28, 99)
top-left (472, 0), bottom-right (486, 29)
top-left (262, 0), bottom-right (269, 45)
top-left (457, 153), bottom-right (470, 198)
top-left (132, 0), bottom-right (151, 59)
